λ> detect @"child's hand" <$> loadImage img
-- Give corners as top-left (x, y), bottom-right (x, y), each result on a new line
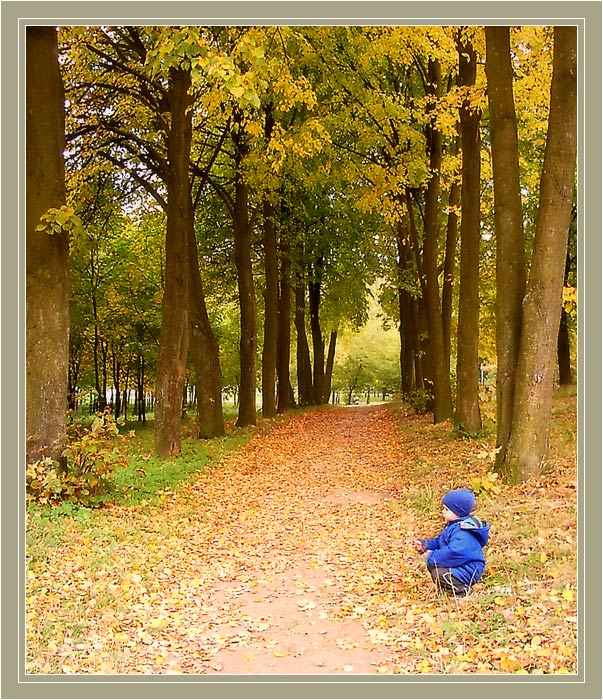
top-left (421, 550), bottom-right (431, 562)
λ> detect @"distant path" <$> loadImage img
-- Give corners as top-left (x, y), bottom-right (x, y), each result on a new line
top-left (127, 404), bottom-right (416, 674)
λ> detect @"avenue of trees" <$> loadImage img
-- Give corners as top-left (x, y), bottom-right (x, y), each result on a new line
top-left (26, 25), bottom-right (577, 483)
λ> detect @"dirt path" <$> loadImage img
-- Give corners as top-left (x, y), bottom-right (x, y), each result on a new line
top-left (27, 393), bottom-right (581, 676)
top-left (126, 404), bottom-right (419, 675)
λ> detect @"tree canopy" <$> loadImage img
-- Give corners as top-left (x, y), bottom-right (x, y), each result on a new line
top-left (27, 24), bottom-right (577, 483)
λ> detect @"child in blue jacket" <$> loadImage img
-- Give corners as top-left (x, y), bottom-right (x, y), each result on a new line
top-left (412, 488), bottom-right (490, 597)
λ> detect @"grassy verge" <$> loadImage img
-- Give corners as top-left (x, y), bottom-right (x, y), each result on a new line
top-left (26, 408), bottom-right (275, 558)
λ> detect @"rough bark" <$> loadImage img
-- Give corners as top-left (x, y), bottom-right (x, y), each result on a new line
top-left (485, 27), bottom-right (527, 463)
top-left (455, 32), bottom-right (482, 433)
top-left (154, 68), bottom-right (192, 457)
top-left (26, 26), bottom-right (70, 465)
top-left (501, 26), bottom-right (577, 482)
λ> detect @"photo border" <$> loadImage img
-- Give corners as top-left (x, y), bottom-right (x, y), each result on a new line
top-left (2, 2), bottom-right (601, 699)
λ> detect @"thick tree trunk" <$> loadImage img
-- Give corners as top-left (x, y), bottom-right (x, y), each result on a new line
top-left (154, 68), bottom-right (192, 457)
top-left (422, 60), bottom-right (453, 422)
top-left (26, 26), bottom-right (70, 465)
top-left (295, 281), bottom-right (314, 406)
top-left (455, 33), bottom-right (482, 433)
top-left (277, 234), bottom-right (292, 413)
top-left (233, 124), bottom-right (257, 428)
top-left (485, 27), bottom-right (527, 464)
top-left (187, 215), bottom-right (225, 439)
top-left (501, 26), bottom-right (577, 482)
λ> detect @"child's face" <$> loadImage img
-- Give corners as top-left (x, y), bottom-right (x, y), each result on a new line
top-left (442, 504), bottom-right (459, 523)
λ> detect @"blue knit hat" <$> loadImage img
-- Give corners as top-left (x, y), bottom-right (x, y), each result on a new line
top-left (442, 488), bottom-right (475, 517)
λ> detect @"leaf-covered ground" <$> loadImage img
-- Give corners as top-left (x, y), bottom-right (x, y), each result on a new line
top-left (26, 393), bottom-right (578, 675)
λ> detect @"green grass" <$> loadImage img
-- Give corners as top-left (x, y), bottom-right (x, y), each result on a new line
top-left (115, 419), bottom-right (254, 507)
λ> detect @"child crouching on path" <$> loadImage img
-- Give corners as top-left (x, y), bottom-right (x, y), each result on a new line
top-left (412, 488), bottom-right (490, 597)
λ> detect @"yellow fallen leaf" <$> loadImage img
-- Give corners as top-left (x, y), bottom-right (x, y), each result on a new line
top-left (149, 618), bottom-right (170, 631)
top-left (273, 651), bottom-right (288, 658)
top-left (562, 588), bottom-right (574, 601)
top-left (154, 654), bottom-right (165, 664)
top-left (539, 552), bottom-right (548, 563)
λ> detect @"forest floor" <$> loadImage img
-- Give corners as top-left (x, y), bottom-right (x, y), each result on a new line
top-left (26, 389), bottom-right (578, 676)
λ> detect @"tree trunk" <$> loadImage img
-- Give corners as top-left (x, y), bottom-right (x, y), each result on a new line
top-left (455, 32), bottom-right (482, 433)
top-left (232, 121), bottom-right (257, 428)
top-left (112, 348), bottom-right (121, 420)
top-left (557, 307), bottom-right (572, 385)
top-left (277, 233), bottom-right (292, 413)
top-left (262, 106), bottom-right (278, 418)
top-left (295, 281), bottom-right (314, 406)
top-left (309, 270), bottom-right (325, 405)
top-left (137, 355), bottom-right (146, 423)
top-left (485, 27), bottom-right (527, 464)
top-left (187, 213), bottom-right (225, 439)
top-left (500, 26), bottom-right (577, 482)
top-left (154, 68), bottom-right (192, 457)
top-left (557, 236), bottom-right (574, 385)
top-left (26, 26), bottom-right (70, 465)
top-left (68, 342), bottom-right (81, 411)
top-left (421, 59), bottom-right (453, 422)
top-left (262, 197), bottom-right (278, 418)
top-left (396, 222), bottom-right (417, 397)
top-left (442, 140), bottom-right (460, 371)
top-left (323, 331), bottom-right (337, 403)
top-left (404, 202), bottom-right (427, 396)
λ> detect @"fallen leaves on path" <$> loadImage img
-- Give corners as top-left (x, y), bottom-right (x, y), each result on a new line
top-left (26, 400), bottom-right (578, 675)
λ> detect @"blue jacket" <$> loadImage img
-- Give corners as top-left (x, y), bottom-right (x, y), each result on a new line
top-left (422, 515), bottom-right (490, 586)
